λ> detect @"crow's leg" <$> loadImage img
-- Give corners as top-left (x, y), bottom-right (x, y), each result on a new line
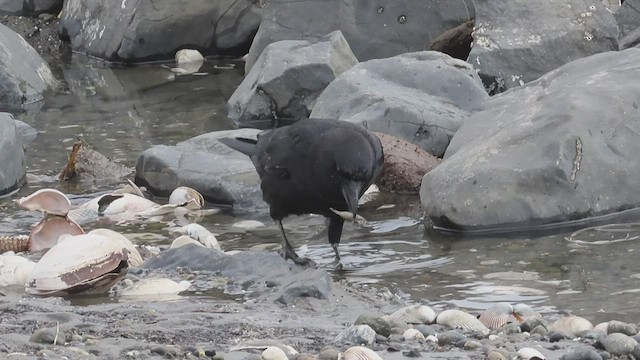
top-left (276, 219), bottom-right (312, 266)
top-left (328, 216), bottom-right (345, 264)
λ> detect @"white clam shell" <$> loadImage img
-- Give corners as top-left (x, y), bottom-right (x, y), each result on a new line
top-left (26, 229), bottom-right (142, 295)
top-left (120, 278), bottom-right (190, 297)
top-left (517, 347), bottom-right (546, 360)
top-left (175, 49), bottom-right (204, 64)
top-left (261, 346), bottom-right (289, 360)
top-left (169, 186), bottom-right (204, 210)
top-left (171, 224), bottom-right (221, 251)
top-left (402, 328), bottom-right (425, 341)
top-left (436, 309), bottom-right (489, 332)
top-left (342, 346), bottom-right (383, 360)
top-left (230, 340), bottom-right (298, 356)
top-left (170, 236), bottom-right (205, 249)
top-left (0, 253), bottom-right (36, 286)
top-left (548, 315), bottom-right (593, 336)
top-left (17, 189), bottom-right (71, 216)
top-left (388, 304), bottom-right (436, 324)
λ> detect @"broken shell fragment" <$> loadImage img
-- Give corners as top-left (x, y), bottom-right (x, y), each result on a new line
top-left (169, 186), bottom-right (205, 210)
top-left (170, 223), bottom-right (221, 251)
top-left (119, 278), bottom-right (190, 298)
top-left (516, 347), bottom-right (546, 360)
top-left (26, 229), bottom-right (142, 296)
top-left (329, 208), bottom-right (368, 225)
top-left (0, 253), bottom-right (36, 287)
top-left (386, 304), bottom-right (436, 324)
top-left (16, 189), bottom-right (70, 216)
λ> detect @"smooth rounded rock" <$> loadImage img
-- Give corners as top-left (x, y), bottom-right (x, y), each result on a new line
top-left (607, 320), bottom-right (637, 336)
top-left (548, 331), bottom-right (572, 342)
top-left (559, 346), bottom-right (603, 360)
top-left (354, 314), bottom-right (391, 337)
top-left (438, 330), bottom-right (466, 346)
top-left (335, 325), bottom-right (376, 345)
top-left (601, 333), bottom-right (638, 356)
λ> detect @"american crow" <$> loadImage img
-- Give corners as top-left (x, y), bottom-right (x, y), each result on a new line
top-left (220, 118), bottom-right (384, 265)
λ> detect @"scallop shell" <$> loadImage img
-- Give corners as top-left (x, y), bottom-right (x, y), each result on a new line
top-left (342, 346), bottom-right (383, 360)
top-left (516, 347), bottom-right (546, 360)
top-left (0, 253), bottom-right (35, 286)
top-left (262, 346), bottom-right (288, 360)
top-left (548, 316), bottom-right (593, 336)
top-left (26, 228), bottom-right (142, 295)
top-left (387, 304), bottom-right (436, 324)
top-left (16, 189), bottom-right (71, 216)
top-left (436, 309), bottom-right (489, 332)
top-left (479, 303), bottom-right (515, 329)
top-left (171, 224), bottom-right (221, 250)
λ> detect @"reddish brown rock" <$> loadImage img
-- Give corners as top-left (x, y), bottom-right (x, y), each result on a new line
top-left (374, 132), bottom-right (440, 194)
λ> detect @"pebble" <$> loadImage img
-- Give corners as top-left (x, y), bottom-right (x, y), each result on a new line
top-left (487, 350), bottom-right (509, 360)
top-left (319, 347), bottom-right (340, 360)
top-left (548, 331), bottom-right (572, 342)
top-left (463, 340), bottom-right (483, 350)
top-left (30, 327), bottom-right (68, 345)
top-left (502, 323), bottom-right (521, 335)
top-left (520, 317), bottom-right (548, 333)
top-left (530, 325), bottom-right (548, 337)
top-left (354, 314), bottom-right (391, 337)
top-left (559, 346), bottom-right (603, 360)
top-left (335, 325), bottom-right (376, 345)
top-left (438, 330), bottom-right (467, 346)
top-left (402, 328), bottom-right (425, 341)
top-left (402, 349), bottom-right (422, 357)
top-left (600, 332), bottom-right (638, 356)
top-left (607, 320), bottom-right (637, 336)
top-left (414, 324), bottom-right (436, 337)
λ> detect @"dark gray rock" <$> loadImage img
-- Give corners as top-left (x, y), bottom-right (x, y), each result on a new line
top-left (469, 0), bottom-right (618, 93)
top-left (421, 49), bottom-right (640, 232)
top-left (13, 120), bottom-right (37, 146)
top-left (228, 30), bottom-right (358, 129)
top-left (273, 269), bottom-right (331, 305)
top-left (0, 0), bottom-right (62, 15)
top-left (601, 333), bottom-right (638, 356)
top-left (438, 330), bottom-right (466, 345)
top-left (354, 314), bottom-right (392, 337)
top-left (60, 0), bottom-right (260, 62)
top-left (0, 113), bottom-right (26, 196)
top-left (0, 23), bottom-right (57, 111)
top-left (245, 0), bottom-right (474, 73)
top-left (135, 128), bottom-right (265, 211)
top-left (560, 346), bottom-right (603, 360)
top-left (311, 51), bottom-right (488, 157)
top-left (607, 320), bottom-right (637, 336)
top-left (414, 324), bottom-right (436, 337)
top-left (616, 0), bottom-right (640, 48)
top-left (335, 324), bottom-right (376, 345)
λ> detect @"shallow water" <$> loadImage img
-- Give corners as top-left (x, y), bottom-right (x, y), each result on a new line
top-left (4, 55), bottom-right (640, 326)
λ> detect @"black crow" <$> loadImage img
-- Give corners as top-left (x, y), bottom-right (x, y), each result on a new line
top-left (220, 118), bottom-right (384, 265)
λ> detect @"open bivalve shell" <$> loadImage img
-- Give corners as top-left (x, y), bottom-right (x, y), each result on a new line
top-left (16, 189), bottom-right (71, 216)
top-left (26, 229), bottom-right (142, 296)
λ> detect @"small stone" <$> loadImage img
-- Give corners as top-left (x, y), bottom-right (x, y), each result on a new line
top-left (402, 349), bottom-right (421, 357)
top-left (374, 334), bottom-right (388, 343)
top-left (414, 324), bottom-right (436, 337)
top-left (355, 314), bottom-right (391, 337)
top-left (30, 327), bottom-right (68, 345)
top-left (607, 320), bottom-right (637, 336)
top-left (501, 323), bottom-right (521, 335)
top-left (208, 350), bottom-right (220, 358)
top-left (335, 325), bottom-right (376, 345)
top-left (463, 340), bottom-right (483, 350)
top-left (488, 334), bottom-right (500, 341)
top-left (388, 334), bottom-right (404, 342)
top-left (438, 330), bottom-right (466, 346)
top-left (601, 333), bottom-right (638, 356)
top-left (71, 334), bottom-right (83, 342)
top-left (319, 347), bottom-right (340, 360)
top-left (559, 346), bottom-right (603, 360)
top-left (520, 317), bottom-right (548, 333)
top-left (487, 350), bottom-right (509, 360)
top-left (548, 331), bottom-right (572, 342)
top-left (632, 344), bottom-right (640, 359)
top-left (530, 325), bottom-right (548, 337)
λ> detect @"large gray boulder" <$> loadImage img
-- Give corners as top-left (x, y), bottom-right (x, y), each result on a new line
top-left (469, 0), bottom-right (618, 94)
top-left (311, 51), bottom-right (488, 157)
top-left (60, 0), bottom-right (261, 62)
top-left (245, 0), bottom-right (474, 73)
top-left (0, 23), bottom-right (57, 111)
top-left (135, 128), bottom-right (265, 211)
top-left (0, 0), bottom-right (62, 15)
top-left (0, 113), bottom-right (26, 196)
top-left (228, 30), bottom-right (358, 128)
top-left (420, 49), bottom-right (640, 232)
top-left (615, 0), bottom-right (640, 48)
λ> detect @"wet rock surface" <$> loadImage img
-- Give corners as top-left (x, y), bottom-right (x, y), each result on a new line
top-left (421, 48), bottom-right (640, 232)
top-left (470, 0), bottom-right (618, 93)
top-left (311, 51), bottom-right (487, 157)
top-left (228, 30), bottom-right (358, 129)
top-left (245, 0), bottom-right (474, 73)
top-left (59, 0), bottom-right (261, 62)
top-left (0, 113), bottom-right (26, 196)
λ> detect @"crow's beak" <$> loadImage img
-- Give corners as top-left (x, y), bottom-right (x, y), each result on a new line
top-left (341, 181), bottom-right (362, 221)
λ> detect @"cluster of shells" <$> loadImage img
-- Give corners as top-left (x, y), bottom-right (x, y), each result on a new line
top-left (0, 182), bottom-right (220, 297)
top-left (334, 303), bottom-right (640, 359)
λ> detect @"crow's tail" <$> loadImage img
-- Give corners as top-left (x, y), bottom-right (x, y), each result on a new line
top-left (219, 137), bottom-right (258, 157)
